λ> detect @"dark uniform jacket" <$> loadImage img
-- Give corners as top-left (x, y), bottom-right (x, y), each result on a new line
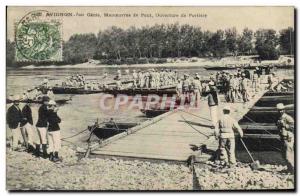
top-left (7, 105), bottom-right (23, 129)
top-left (203, 90), bottom-right (219, 107)
top-left (47, 110), bottom-right (61, 132)
top-left (21, 104), bottom-right (33, 126)
top-left (36, 105), bottom-right (48, 128)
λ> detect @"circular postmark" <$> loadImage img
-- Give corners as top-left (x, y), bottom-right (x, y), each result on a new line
top-left (15, 10), bottom-right (62, 61)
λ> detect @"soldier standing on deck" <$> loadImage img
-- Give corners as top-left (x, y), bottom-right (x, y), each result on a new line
top-left (6, 95), bottom-right (23, 151)
top-left (202, 82), bottom-right (219, 128)
top-left (182, 74), bottom-right (191, 104)
top-left (191, 74), bottom-right (202, 107)
top-left (132, 70), bottom-right (138, 88)
top-left (215, 106), bottom-right (244, 167)
top-left (240, 73), bottom-right (250, 102)
top-left (276, 103), bottom-right (294, 173)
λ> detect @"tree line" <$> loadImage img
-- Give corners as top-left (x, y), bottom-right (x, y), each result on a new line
top-left (7, 24), bottom-right (294, 67)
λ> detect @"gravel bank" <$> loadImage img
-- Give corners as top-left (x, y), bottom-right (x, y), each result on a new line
top-left (7, 146), bottom-right (294, 191)
top-left (194, 162), bottom-right (294, 190)
top-left (7, 147), bottom-right (192, 190)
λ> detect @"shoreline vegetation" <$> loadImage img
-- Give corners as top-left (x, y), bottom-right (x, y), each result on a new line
top-left (7, 24), bottom-right (294, 68)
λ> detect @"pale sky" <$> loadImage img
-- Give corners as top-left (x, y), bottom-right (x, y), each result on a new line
top-left (7, 6), bottom-right (294, 41)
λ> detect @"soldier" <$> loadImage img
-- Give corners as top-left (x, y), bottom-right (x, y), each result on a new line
top-left (20, 98), bottom-right (35, 153)
top-left (115, 77), bottom-right (123, 90)
top-left (191, 74), bottom-right (202, 107)
top-left (138, 71), bottom-right (144, 88)
top-left (215, 106), bottom-right (243, 166)
top-left (182, 74), bottom-right (191, 104)
top-left (144, 70), bottom-right (150, 88)
top-left (252, 70), bottom-right (259, 91)
top-left (240, 73), bottom-right (250, 102)
top-left (6, 95), bottom-right (23, 151)
top-left (203, 82), bottom-right (219, 128)
top-left (47, 100), bottom-right (62, 162)
top-left (176, 77), bottom-right (183, 98)
top-left (132, 70), bottom-right (138, 88)
top-left (276, 103), bottom-right (294, 173)
top-left (227, 74), bottom-right (235, 103)
top-left (35, 96), bottom-right (50, 158)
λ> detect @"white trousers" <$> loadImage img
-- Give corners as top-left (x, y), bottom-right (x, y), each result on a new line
top-left (209, 105), bottom-right (219, 127)
top-left (21, 123), bottom-right (34, 145)
top-left (48, 131), bottom-right (61, 152)
top-left (10, 127), bottom-right (22, 149)
top-left (36, 127), bottom-right (48, 145)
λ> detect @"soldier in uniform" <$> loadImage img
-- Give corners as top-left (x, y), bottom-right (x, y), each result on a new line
top-left (191, 74), bottom-right (202, 107)
top-left (240, 73), bottom-right (250, 102)
top-left (228, 74), bottom-right (235, 103)
top-left (35, 96), bottom-right (50, 158)
top-left (132, 70), bottom-right (138, 88)
top-left (276, 103), bottom-right (294, 173)
top-left (20, 97), bottom-right (35, 153)
top-left (6, 95), bottom-right (23, 151)
top-left (182, 74), bottom-right (191, 104)
top-left (215, 106), bottom-right (243, 166)
top-left (47, 100), bottom-right (62, 162)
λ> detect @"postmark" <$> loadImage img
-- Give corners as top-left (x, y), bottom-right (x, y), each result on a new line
top-left (15, 10), bottom-right (63, 62)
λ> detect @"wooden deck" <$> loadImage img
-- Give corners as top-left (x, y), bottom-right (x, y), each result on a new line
top-left (91, 88), bottom-right (267, 162)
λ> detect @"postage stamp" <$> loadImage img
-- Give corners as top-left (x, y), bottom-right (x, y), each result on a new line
top-left (15, 10), bottom-right (63, 62)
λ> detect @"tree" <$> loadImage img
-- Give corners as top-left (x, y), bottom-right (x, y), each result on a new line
top-left (225, 27), bottom-right (238, 56)
top-left (237, 28), bottom-right (254, 55)
top-left (6, 40), bottom-right (16, 67)
top-left (208, 30), bottom-right (227, 58)
top-left (63, 33), bottom-right (97, 64)
top-left (255, 29), bottom-right (279, 60)
top-left (279, 27), bottom-right (294, 55)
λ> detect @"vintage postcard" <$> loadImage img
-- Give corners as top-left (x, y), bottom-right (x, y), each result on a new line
top-left (6, 6), bottom-right (295, 191)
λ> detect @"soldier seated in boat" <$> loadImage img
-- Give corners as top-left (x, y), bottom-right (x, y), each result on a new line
top-left (115, 77), bottom-right (123, 90)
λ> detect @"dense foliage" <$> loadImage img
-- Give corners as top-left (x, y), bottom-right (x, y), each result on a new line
top-left (6, 24), bottom-right (294, 66)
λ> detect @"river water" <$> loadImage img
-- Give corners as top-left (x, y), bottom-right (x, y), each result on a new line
top-left (6, 66), bottom-right (294, 147)
top-left (6, 66), bottom-right (215, 146)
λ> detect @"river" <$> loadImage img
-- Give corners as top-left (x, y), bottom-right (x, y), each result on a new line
top-left (6, 66), bottom-right (294, 147)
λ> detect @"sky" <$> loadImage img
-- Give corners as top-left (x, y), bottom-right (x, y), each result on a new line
top-left (7, 6), bottom-right (294, 41)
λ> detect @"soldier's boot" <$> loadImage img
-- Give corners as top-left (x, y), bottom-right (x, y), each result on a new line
top-left (27, 144), bottom-right (35, 153)
top-left (33, 144), bottom-right (41, 157)
top-left (42, 144), bottom-right (48, 159)
top-left (49, 152), bottom-right (54, 161)
top-left (52, 151), bottom-right (61, 162)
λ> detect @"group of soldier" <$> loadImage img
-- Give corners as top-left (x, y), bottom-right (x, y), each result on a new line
top-left (64, 74), bottom-right (86, 87)
top-left (6, 95), bottom-right (62, 162)
top-left (129, 69), bottom-right (178, 89)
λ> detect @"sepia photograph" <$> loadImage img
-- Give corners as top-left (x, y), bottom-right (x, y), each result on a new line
top-left (5, 6), bottom-right (295, 191)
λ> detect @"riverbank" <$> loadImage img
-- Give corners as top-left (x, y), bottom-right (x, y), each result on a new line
top-left (7, 146), bottom-right (293, 190)
top-left (7, 147), bottom-right (192, 190)
top-left (18, 55), bottom-right (293, 69)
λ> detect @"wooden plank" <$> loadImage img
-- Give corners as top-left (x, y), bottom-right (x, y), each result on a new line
top-left (240, 124), bottom-right (278, 131)
top-left (91, 149), bottom-right (195, 161)
top-left (243, 134), bottom-right (280, 139)
top-left (259, 96), bottom-right (294, 102)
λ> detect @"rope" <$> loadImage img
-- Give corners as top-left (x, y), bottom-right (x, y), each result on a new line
top-left (61, 128), bottom-right (89, 140)
top-left (180, 114), bottom-right (211, 138)
top-left (179, 109), bottom-right (211, 122)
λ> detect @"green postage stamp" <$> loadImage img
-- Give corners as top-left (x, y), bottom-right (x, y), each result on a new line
top-left (15, 10), bottom-right (62, 62)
